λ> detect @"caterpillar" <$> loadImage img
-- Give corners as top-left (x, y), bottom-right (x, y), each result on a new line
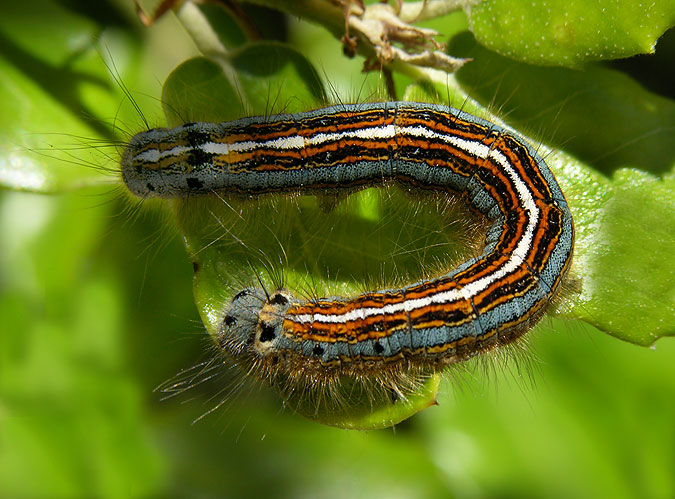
top-left (122, 101), bottom-right (574, 421)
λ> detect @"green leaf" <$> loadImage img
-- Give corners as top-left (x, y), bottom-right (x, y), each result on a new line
top-left (162, 57), bottom-right (242, 125)
top-left (162, 42), bottom-right (326, 125)
top-left (467, 0), bottom-right (675, 66)
top-left (229, 41), bottom-right (327, 112)
top-left (575, 169), bottom-right (675, 344)
top-left (291, 375), bottom-right (442, 430)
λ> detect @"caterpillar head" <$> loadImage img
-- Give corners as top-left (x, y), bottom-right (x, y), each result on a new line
top-left (218, 287), bottom-right (294, 361)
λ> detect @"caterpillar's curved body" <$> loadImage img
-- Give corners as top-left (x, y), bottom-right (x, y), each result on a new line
top-left (122, 102), bottom-right (574, 378)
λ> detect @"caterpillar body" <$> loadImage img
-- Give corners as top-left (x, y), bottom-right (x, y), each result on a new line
top-left (122, 102), bottom-right (574, 410)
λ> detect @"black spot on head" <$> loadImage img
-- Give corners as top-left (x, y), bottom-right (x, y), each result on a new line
top-left (260, 323), bottom-right (276, 342)
top-left (192, 261), bottom-right (199, 273)
top-left (312, 344), bottom-right (324, 356)
top-left (145, 182), bottom-right (155, 192)
top-left (224, 315), bottom-right (236, 326)
top-left (186, 177), bottom-right (204, 190)
top-left (232, 290), bottom-right (250, 301)
top-left (269, 293), bottom-right (289, 306)
top-left (374, 342), bottom-right (384, 354)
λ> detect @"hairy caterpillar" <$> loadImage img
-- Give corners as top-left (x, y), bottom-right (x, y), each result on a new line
top-left (123, 101), bottom-right (574, 426)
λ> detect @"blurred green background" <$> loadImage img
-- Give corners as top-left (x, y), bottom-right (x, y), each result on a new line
top-left (1, 1), bottom-right (674, 497)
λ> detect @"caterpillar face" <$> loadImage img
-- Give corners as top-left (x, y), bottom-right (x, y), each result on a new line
top-left (218, 287), bottom-right (294, 360)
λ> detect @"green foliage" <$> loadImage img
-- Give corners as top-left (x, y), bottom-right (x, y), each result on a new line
top-left (1, 0), bottom-right (674, 496)
top-left (468, 0), bottom-right (675, 65)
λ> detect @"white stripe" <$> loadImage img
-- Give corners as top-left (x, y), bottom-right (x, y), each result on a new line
top-left (229, 135), bottom-right (305, 152)
top-left (132, 123), bottom-right (481, 163)
top-left (222, 124), bottom-right (479, 154)
top-left (202, 142), bottom-right (230, 155)
top-left (133, 145), bottom-right (191, 163)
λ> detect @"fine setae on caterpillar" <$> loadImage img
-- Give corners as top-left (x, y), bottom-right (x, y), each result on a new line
top-left (122, 101), bottom-right (574, 426)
